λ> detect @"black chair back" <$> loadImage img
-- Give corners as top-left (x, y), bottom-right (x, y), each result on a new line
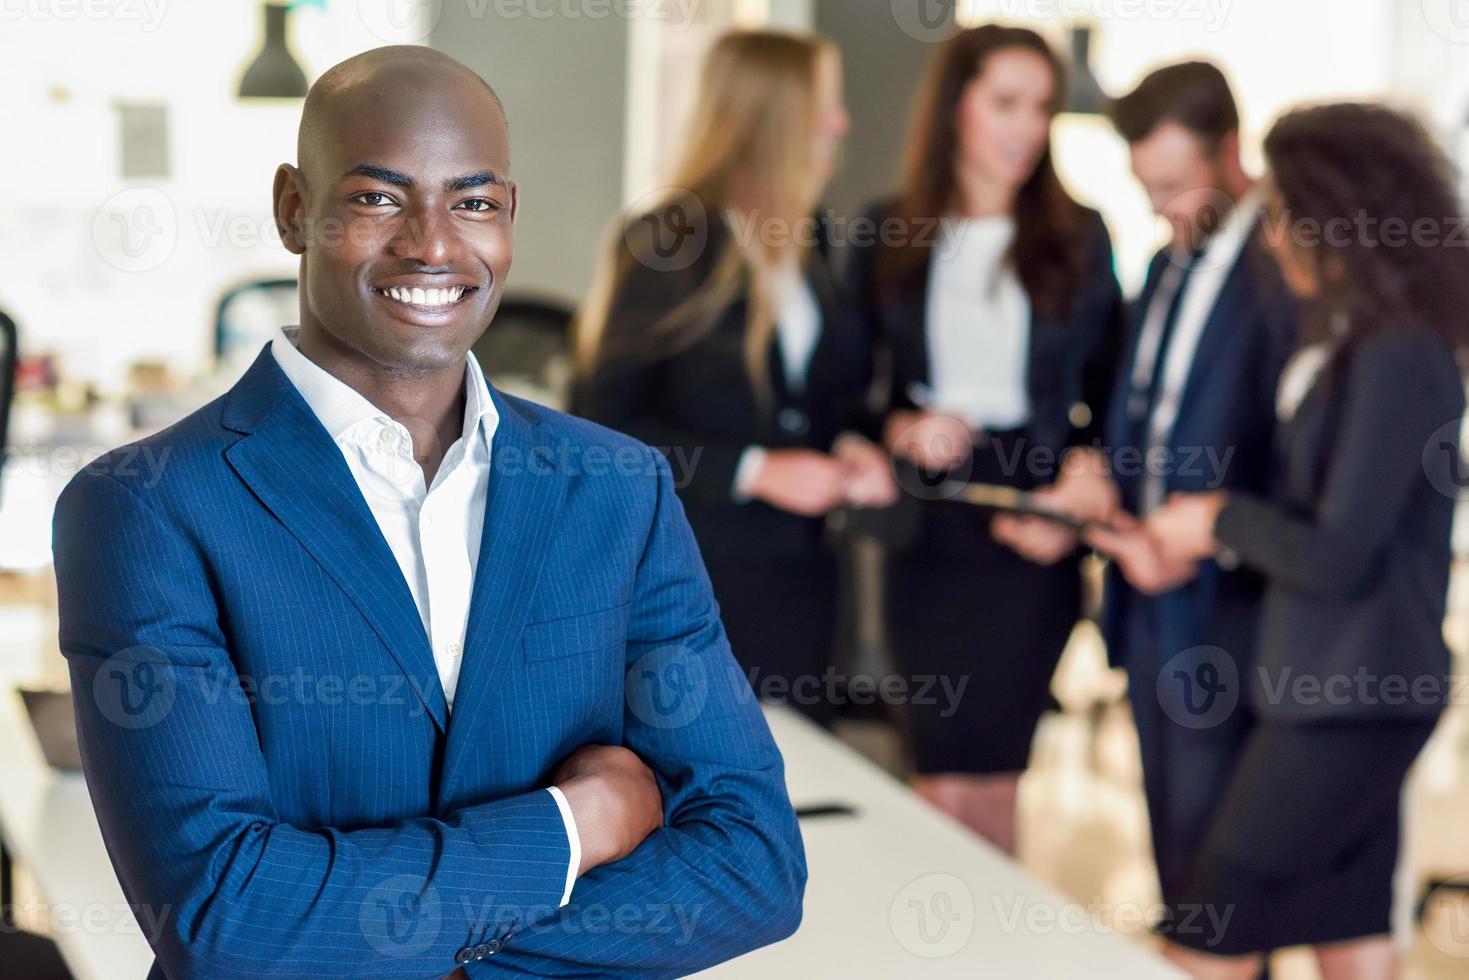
top-left (0, 310), bottom-right (17, 490)
top-left (472, 295), bottom-right (575, 409)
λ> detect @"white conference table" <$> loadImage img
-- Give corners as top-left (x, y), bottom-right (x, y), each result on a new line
top-left (0, 689), bottom-right (1179, 979)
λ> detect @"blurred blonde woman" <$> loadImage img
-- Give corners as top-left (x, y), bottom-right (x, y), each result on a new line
top-left (574, 30), bottom-right (894, 725)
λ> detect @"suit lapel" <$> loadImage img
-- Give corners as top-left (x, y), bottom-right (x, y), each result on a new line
top-left (221, 347), bottom-right (449, 733)
top-left (438, 390), bottom-right (568, 806)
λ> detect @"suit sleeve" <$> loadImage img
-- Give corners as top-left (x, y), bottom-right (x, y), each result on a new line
top-left (1215, 333), bottom-right (1462, 596)
top-left (55, 469), bottom-right (573, 980)
top-left (479, 448), bottom-right (807, 978)
top-left (1069, 215), bottom-right (1126, 449)
top-left (574, 240), bottom-right (749, 507)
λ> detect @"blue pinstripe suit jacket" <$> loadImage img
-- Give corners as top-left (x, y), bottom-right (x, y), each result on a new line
top-left (52, 345), bottom-right (806, 979)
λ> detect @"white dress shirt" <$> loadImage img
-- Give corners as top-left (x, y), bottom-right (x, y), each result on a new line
top-left (271, 326), bottom-right (579, 906)
top-left (924, 215), bottom-right (1032, 431)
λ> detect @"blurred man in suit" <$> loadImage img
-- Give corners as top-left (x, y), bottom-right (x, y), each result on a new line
top-left (53, 46), bottom-right (804, 980)
top-left (1001, 61), bottom-right (1297, 912)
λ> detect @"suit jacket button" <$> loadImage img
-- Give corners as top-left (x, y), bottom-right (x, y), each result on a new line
top-left (777, 407), bottom-right (809, 436)
top-left (455, 947), bottom-right (474, 964)
top-left (485, 939), bottom-right (504, 955)
top-left (472, 943), bottom-right (491, 959)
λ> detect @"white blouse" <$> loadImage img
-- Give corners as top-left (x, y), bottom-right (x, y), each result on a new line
top-left (924, 215), bottom-right (1031, 431)
top-left (772, 255), bottom-right (822, 392)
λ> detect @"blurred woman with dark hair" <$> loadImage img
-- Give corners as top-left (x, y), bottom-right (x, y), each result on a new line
top-left (1145, 103), bottom-right (1469, 978)
top-left (848, 24), bottom-right (1123, 851)
top-left (574, 31), bottom-right (895, 725)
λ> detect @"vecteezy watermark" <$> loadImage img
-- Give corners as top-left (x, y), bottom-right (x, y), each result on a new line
top-left (741, 666), bottom-right (970, 718)
top-left (483, 898), bottom-right (704, 945)
top-left (891, 873), bottom-right (975, 958)
top-left (92, 645), bottom-right (179, 730)
top-left (621, 187), bottom-right (711, 274)
top-left (359, 0), bottom-right (704, 43)
top-left (0, 0), bottom-right (168, 30)
top-left (1421, 874), bottom-right (1469, 958)
top-left (1155, 645), bottom-right (1240, 730)
top-left (360, 876), bottom-right (444, 958)
top-left (979, 0), bottom-right (1231, 31)
top-left (1253, 666), bottom-right (1465, 711)
top-left (6, 442), bottom-right (175, 489)
top-left (92, 187), bottom-right (178, 273)
top-left (992, 895), bottom-right (1235, 948)
top-left (889, 0), bottom-right (1231, 42)
top-left (625, 644), bottom-right (710, 729)
top-left (1423, 417), bottom-right (1469, 501)
top-left (1420, 0), bottom-right (1469, 45)
top-left (0, 897), bottom-right (172, 944)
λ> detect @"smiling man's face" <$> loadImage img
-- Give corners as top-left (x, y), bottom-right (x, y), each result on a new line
top-left (273, 49), bottom-right (516, 374)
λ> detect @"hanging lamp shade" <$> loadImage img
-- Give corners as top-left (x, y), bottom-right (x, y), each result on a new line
top-left (239, 2), bottom-right (308, 99)
top-left (1064, 25), bottom-right (1107, 116)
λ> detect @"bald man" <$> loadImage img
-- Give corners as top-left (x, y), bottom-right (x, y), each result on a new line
top-left (54, 47), bottom-right (805, 980)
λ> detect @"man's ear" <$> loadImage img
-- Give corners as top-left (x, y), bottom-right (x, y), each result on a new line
top-left (507, 179), bottom-right (520, 228)
top-left (272, 164), bottom-right (307, 255)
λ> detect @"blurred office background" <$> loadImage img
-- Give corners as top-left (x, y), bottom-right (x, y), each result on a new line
top-left (4, 1), bottom-right (1469, 977)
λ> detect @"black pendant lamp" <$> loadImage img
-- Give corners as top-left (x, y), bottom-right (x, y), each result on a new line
top-left (239, 2), bottom-right (309, 99)
top-left (1064, 24), bottom-right (1107, 116)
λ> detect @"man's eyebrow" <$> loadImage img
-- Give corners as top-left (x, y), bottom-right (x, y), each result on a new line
top-left (446, 171), bottom-right (503, 192)
top-left (340, 166), bottom-right (503, 193)
top-left (343, 164), bottom-right (413, 188)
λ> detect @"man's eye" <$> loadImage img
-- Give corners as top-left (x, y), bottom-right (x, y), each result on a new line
top-left (458, 198), bottom-right (499, 213)
top-left (352, 192), bottom-right (394, 207)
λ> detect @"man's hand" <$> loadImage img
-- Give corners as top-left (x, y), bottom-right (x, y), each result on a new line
top-left (553, 745), bottom-right (664, 875)
top-left (1084, 511), bottom-right (1199, 595)
top-left (748, 449), bottom-right (849, 516)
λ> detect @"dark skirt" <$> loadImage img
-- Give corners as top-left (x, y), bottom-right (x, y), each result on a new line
top-left (882, 430), bottom-right (1083, 775)
top-left (1163, 716), bottom-right (1439, 954)
top-left (703, 553), bottom-right (840, 727)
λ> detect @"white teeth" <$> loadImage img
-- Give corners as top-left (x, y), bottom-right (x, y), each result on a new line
top-left (379, 286), bottom-right (467, 307)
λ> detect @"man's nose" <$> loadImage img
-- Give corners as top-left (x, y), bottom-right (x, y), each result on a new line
top-left (392, 202), bottom-right (458, 266)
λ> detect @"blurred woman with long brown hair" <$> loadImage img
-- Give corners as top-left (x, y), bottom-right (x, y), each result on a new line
top-left (1144, 103), bottom-right (1469, 980)
top-left (848, 24), bottom-right (1123, 850)
top-left (574, 31), bottom-right (895, 724)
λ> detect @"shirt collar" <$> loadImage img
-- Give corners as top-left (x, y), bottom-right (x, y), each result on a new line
top-left (271, 325), bottom-right (499, 451)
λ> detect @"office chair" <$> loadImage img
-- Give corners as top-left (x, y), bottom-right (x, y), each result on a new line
top-left (214, 278), bottom-right (299, 372)
top-left (0, 309), bottom-right (17, 498)
top-left (473, 294), bottom-right (575, 410)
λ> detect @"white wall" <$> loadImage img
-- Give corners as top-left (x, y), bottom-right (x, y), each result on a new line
top-left (0, 2), bottom-right (426, 388)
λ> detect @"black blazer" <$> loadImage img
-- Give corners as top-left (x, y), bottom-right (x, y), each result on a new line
top-left (1216, 328), bottom-right (1465, 720)
top-left (573, 203), bottom-right (878, 563)
top-left (849, 198), bottom-right (1124, 464)
top-left (846, 199), bottom-right (1124, 551)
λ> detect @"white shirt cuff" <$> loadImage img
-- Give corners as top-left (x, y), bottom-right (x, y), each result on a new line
top-left (732, 445), bottom-right (768, 502)
top-left (545, 786), bottom-right (580, 907)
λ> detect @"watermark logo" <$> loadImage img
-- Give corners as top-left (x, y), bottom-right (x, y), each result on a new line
top-left (1423, 417), bottom-right (1468, 501)
top-left (92, 645), bottom-right (178, 730)
top-left (890, 0), bottom-right (962, 43)
top-left (358, 0), bottom-right (442, 42)
top-left (360, 876), bottom-right (443, 957)
top-left (626, 644), bottom-right (708, 729)
top-left (1156, 645), bottom-right (1238, 729)
top-left (623, 187), bottom-right (708, 273)
top-left (1421, 0), bottom-right (1469, 44)
top-left (891, 873), bottom-right (974, 958)
top-left (92, 187), bottom-right (176, 273)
